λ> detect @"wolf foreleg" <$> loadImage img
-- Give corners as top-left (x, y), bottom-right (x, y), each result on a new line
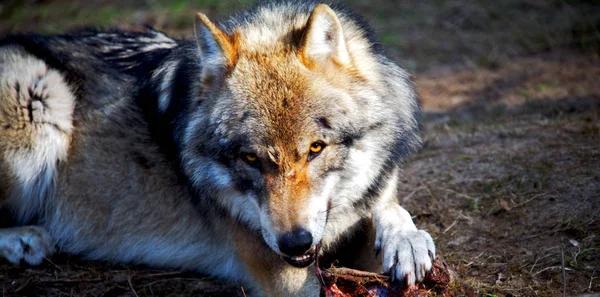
top-left (370, 170), bottom-right (435, 285)
top-left (372, 202), bottom-right (435, 285)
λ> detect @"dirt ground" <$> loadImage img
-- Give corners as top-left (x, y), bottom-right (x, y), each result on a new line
top-left (410, 52), bottom-right (600, 296)
top-left (1, 1), bottom-right (599, 296)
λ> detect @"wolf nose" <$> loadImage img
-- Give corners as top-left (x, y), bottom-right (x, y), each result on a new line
top-left (278, 229), bottom-right (313, 256)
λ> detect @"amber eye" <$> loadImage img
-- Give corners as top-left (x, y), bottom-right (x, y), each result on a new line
top-left (310, 142), bottom-right (323, 154)
top-left (241, 152), bottom-right (262, 170)
top-left (245, 153), bottom-right (257, 162)
top-left (308, 142), bottom-right (325, 162)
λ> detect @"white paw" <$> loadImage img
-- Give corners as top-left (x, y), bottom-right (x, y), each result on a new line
top-left (0, 226), bottom-right (55, 265)
top-left (376, 229), bottom-right (435, 285)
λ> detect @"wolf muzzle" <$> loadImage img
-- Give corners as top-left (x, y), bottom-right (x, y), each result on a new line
top-left (278, 228), bottom-right (315, 268)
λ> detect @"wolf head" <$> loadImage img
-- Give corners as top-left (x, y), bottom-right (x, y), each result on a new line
top-left (180, 3), bottom-right (420, 267)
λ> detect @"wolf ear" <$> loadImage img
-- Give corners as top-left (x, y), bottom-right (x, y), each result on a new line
top-left (300, 4), bottom-right (351, 67)
top-left (194, 13), bottom-right (237, 69)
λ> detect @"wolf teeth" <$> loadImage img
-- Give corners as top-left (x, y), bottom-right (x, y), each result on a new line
top-left (292, 255), bottom-right (309, 261)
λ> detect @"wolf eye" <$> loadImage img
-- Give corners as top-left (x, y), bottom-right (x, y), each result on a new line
top-left (241, 152), bottom-right (262, 170)
top-left (308, 142), bottom-right (325, 161)
top-left (310, 142), bottom-right (323, 153)
top-left (244, 153), bottom-right (257, 163)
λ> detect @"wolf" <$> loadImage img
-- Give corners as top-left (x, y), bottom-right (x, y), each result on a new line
top-left (0, 1), bottom-right (435, 296)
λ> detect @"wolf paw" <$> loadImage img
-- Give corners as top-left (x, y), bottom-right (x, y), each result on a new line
top-left (376, 229), bottom-right (435, 285)
top-left (0, 226), bottom-right (55, 265)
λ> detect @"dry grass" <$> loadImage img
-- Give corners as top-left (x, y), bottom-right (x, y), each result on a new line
top-left (1, 0), bottom-right (599, 296)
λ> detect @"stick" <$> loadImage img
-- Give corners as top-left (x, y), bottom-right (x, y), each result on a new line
top-left (402, 186), bottom-right (426, 203)
top-left (561, 246), bottom-right (566, 297)
top-left (443, 219), bottom-right (458, 234)
top-left (128, 277), bottom-right (139, 297)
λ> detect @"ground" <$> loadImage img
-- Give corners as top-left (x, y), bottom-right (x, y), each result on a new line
top-left (1, 0), bottom-right (599, 296)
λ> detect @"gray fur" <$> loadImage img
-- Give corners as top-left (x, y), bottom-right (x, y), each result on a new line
top-left (0, 2), bottom-right (433, 296)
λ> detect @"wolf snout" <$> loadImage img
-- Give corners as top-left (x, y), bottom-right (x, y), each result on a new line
top-left (277, 228), bottom-right (316, 268)
top-left (278, 228), bottom-right (313, 256)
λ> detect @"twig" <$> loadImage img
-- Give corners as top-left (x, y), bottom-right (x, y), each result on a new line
top-left (533, 266), bottom-right (572, 276)
top-left (589, 269), bottom-right (597, 292)
top-left (314, 243), bottom-right (327, 287)
top-left (443, 219), bottom-right (458, 234)
top-left (442, 188), bottom-right (475, 200)
top-left (44, 256), bottom-right (63, 271)
top-left (141, 277), bottom-right (205, 288)
top-left (530, 257), bottom-right (540, 274)
top-left (510, 193), bottom-right (548, 210)
top-left (561, 246), bottom-right (566, 297)
top-left (361, 282), bottom-right (376, 297)
top-left (529, 255), bottom-right (547, 274)
top-left (463, 251), bottom-right (485, 267)
top-left (241, 286), bottom-right (247, 297)
top-left (529, 246), bottom-right (561, 273)
top-left (128, 277), bottom-right (139, 297)
top-left (14, 278), bottom-right (31, 293)
top-left (425, 187), bottom-right (435, 200)
top-left (323, 267), bottom-right (389, 280)
top-left (402, 186), bottom-right (426, 203)
top-left (520, 228), bottom-right (572, 240)
top-left (38, 278), bottom-right (104, 283)
top-left (139, 271), bottom-right (184, 278)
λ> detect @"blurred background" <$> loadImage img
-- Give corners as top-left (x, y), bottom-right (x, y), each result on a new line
top-left (1, 0), bottom-right (599, 72)
top-left (0, 1), bottom-right (599, 297)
